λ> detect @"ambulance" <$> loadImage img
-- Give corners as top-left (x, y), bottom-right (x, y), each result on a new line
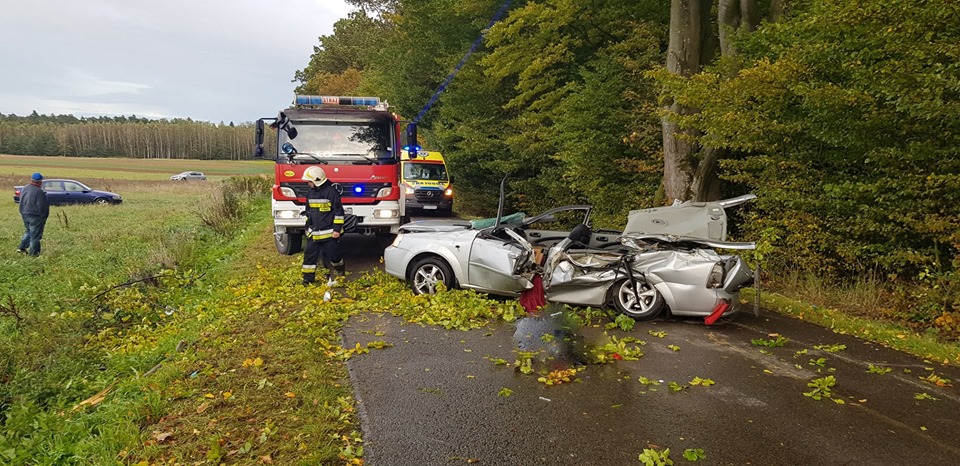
top-left (400, 150), bottom-right (453, 215)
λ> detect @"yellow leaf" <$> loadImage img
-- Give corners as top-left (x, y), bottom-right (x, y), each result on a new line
top-left (254, 357), bottom-right (264, 366)
top-left (223, 391), bottom-right (233, 399)
top-left (285, 392), bottom-right (296, 398)
top-left (203, 393), bottom-right (215, 399)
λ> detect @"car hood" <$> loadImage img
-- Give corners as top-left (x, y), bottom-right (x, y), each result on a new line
top-left (90, 190), bottom-right (120, 197)
top-left (398, 219), bottom-right (472, 233)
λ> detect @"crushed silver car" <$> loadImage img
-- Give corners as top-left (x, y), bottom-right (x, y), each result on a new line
top-left (384, 192), bottom-right (756, 322)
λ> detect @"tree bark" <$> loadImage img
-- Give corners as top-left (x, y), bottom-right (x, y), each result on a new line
top-left (661, 0), bottom-right (763, 202)
top-left (662, 0), bottom-right (713, 202)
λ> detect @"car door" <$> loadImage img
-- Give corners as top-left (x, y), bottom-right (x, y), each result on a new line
top-left (62, 180), bottom-right (89, 204)
top-left (41, 180), bottom-right (66, 205)
top-left (465, 228), bottom-right (530, 295)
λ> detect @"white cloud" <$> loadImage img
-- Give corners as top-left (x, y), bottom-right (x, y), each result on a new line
top-left (0, 0), bottom-right (355, 123)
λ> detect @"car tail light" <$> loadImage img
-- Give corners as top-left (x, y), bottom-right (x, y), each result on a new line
top-left (706, 262), bottom-right (725, 288)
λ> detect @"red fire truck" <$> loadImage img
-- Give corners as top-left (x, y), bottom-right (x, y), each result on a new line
top-left (255, 96), bottom-right (404, 254)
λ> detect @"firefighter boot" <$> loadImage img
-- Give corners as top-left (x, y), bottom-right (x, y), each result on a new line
top-left (302, 272), bottom-right (316, 286)
top-left (327, 263), bottom-right (346, 287)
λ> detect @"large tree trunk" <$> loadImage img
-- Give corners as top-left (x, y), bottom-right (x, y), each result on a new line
top-left (662, 0), bottom-right (762, 202)
top-left (662, 0), bottom-right (714, 202)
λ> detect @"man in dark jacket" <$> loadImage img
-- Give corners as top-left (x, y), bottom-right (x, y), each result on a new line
top-left (300, 166), bottom-right (346, 289)
top-left (17, 172), bottom-right (50, 256)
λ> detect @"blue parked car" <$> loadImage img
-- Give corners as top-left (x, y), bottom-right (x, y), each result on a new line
top-left (14, 179), bottom-right (123, 205)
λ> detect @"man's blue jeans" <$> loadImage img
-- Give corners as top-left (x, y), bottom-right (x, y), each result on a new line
top-left (18, 214), bottom-right (47, 256)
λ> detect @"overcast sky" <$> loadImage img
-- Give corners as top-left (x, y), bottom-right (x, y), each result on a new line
top-left (0, 0), bottom-right (353, 124)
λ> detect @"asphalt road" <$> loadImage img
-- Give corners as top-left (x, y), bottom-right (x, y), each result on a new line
top-left (335, 230), bottom-right (960, 466)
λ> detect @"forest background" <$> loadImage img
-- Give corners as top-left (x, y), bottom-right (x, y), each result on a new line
top-left (2, 0), bottom-right (958, 341)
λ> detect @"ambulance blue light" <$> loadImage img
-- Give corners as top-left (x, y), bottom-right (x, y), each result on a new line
top-left (354, 186), bottom-right (363, 194)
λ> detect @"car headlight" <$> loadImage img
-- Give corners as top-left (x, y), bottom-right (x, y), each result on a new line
top-left (390, 233), bottom-right (403, 248)
top-left (112, 195), bottom-right (122, 200)
top-left (444, 188), bottom-right (453, 196)
top-left (404, 186), bottom-right (415, 195)
top-left (377, 187), bottom-right (394, 197)
top-left (373, 208), bottom-right (399, 219)
top-left (280, 187), bottom-right (296, 197)
top-left (274, 209), bottom-right (301, 219)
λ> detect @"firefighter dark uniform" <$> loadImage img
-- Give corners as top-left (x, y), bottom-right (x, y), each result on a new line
top-left (302, 180), bottom-right (346, 285)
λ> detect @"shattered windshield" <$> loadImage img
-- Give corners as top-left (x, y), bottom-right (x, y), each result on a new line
top-left (279, 121), bottom-right (393, 164)
top-left (404, 162), bottom-right (448, 181)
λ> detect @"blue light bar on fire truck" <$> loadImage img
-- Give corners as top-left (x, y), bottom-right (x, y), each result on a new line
top-left (295, 95), bottom-right (381, 107)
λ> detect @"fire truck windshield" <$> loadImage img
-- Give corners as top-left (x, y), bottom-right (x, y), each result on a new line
top-left (279, 121), bottom-right (394, 165)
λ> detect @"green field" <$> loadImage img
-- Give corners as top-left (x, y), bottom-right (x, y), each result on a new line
top-left (0, 156), bottom-right (525, 464)
top-left (0, 154), bottom-right (273, 182)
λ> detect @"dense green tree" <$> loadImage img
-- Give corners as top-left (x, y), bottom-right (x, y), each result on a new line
top-left (294, 11), bottom-right (391, 95)
top-left (656, 0), bottom-right (960, 280)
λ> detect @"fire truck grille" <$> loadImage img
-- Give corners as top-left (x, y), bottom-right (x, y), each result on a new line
top-left (414, 188), bottom-right (443, 205)
top-left (280, 182), bottom-right (391, 199)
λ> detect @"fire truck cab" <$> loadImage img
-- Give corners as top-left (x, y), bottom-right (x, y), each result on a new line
top-left (255, 96), bottom-right (403, 255)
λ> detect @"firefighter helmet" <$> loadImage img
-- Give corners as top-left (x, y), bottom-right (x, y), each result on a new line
top-left (302, 166), bottom-right (327, 184)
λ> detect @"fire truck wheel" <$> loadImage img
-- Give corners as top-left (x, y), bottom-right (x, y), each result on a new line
top-left (275, 230), bottom-right (303, 255)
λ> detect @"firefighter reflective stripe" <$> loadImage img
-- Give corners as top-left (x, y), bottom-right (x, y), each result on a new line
top-left (302, 264), bottom-right (317, 272)
top-left (310, 229), bottom-right (334, 240)
top-left (308, 198), bottom-right (332, 211)
top-left (334, 215), bottom-right (344, 225)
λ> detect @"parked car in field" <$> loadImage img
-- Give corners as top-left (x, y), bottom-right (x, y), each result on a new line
top-left (383, 189), bottom-right (756, 322)
top-left (170, 171), bottom-right (206, 181)
top-left (14, 179), bottom-right (122, 205)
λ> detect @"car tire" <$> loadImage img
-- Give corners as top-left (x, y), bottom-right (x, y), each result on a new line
top-left (612, 277), bottom-right (664, 320)
top-left (408, 256), bottom-right (455, 295)
top-left (275, 230), bottom-right (303, 255)
top-left (94, 197), bottom-right (109, 205)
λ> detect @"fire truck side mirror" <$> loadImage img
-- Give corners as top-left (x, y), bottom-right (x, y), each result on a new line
top-left (254, 120), bottom-right (265, 158)
top-left (405, 123), bottom-right (419, 158)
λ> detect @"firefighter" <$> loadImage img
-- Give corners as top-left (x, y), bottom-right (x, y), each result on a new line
top-left (300, 166), bottom-right (346, 287)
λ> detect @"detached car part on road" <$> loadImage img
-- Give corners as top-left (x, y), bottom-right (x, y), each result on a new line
top-left (13, 179), bottom-right (122, 205)
top-left (384, 194), bottom-right (756, 322)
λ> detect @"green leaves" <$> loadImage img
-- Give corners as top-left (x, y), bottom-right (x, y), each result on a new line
top-left (751, 335), bottom-right (788, 347)
top-left (803, 375), bottom-right (838, 401)
top-left (683, 448), bottom-right (706, 461)
top-left (639, 447), bottom-right (673, 466)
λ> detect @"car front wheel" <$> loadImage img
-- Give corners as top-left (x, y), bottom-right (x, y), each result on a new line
top-left (612, 278), bottom-right (664, 320)
top-left (409, 257), bottom-right (455, 295)
top-left (94, 197), bottom-right (109, 205)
